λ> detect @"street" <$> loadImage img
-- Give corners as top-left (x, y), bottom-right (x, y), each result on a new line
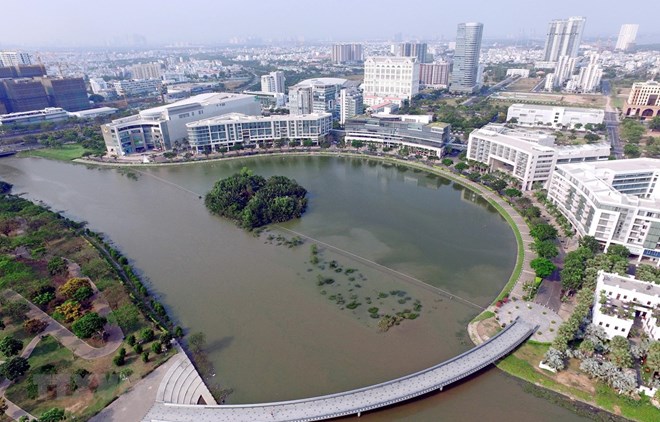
top-left (602, 80), bottom-right (624, 159)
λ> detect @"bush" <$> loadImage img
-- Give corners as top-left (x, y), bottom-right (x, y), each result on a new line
top-left (23, 319), bottom-right (48, 335)
top-left (39, 408), bottom-right (66, 422)
top-left (113, 347), bottom-right (126, 366)
top-left (55, 300), bottom-right (83, 323)
top-left (58, 278), bottom-right (91, 298)
top-left (71, 312), bottom-right (106, 338)
top-left (151, 341), bottom-right (162, 354)
top-left (126, 334), bottom-right (136, 347)
top-left (141, 351), bottom-right (150, 363)
top-left (72, 286), bottom-right (94, 302)
top-left (4, 301), bottom-right (29, 322)
top-left (0, 336), bottom-right (23, 357)
top-left (47, 257), bottom-right (67, 275)
top-left (0, 356), bottom-right (29, 380)
top-left (140, 328), bottom-right (155, 342)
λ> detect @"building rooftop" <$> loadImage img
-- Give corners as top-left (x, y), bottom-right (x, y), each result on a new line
top-left (600, 271), bottom-right (660, 298)
top-left (142, 93), bottom-right (251, 116)
top-left (510, 103), bottom-right (604, 115)
top-left (291, 78), bottom-right (348, 88)
top-left (186, 112), bottom-right (331, 127)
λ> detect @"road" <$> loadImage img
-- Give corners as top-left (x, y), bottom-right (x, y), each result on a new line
top-left (461, 76), bottom-right (519, 106)
top-left (602, 80), bottom-right (624, 159)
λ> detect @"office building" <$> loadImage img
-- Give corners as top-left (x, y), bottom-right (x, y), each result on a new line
top-left (260, 71), bottom-right (286, 94)
top-left (186, 112), bottom-right (332, 153)
top-left (0, 79), bottom-right (50, 112)
top-left (42, 78), bottom-right (89, 111)
top-left (467, 124), bottom-right (610, 190)
top-left (593, 271), bottom-right (660, 340)
top-left (0, 65), bottom-right (46, 78)
top-left (363, 56), bottom-right (420, 106)
top-left (101, 93), bottom-right (260, 155)
top-left (506, 104), bottom-right (604, 128)
top-left (624, 80), bottom-right (660, 119)
top-left (288, 77), bottom-right (348, 117)
top-left (345, 114), bottom-right (449, 158)
top-left (0, 51), bottom-right (32, 67)
top-left (89, 78), bottom-right (109, 94)
top-left (339, 88), bottom-right (363, 125)
top-left (396, 42), bottom-right (428, 64)
top-left (543, 16), bottom-right (586, 62)
top-left (450, 22), bottom-right (484, 93)
top-left (615, 24), bottom-right (639, 52)
top-left (419, 62), bottom-right (450, 87)
top-left (243, 91), bottom-right (286, 108)
top-left (113, 79), bottom-right (162, 97)
top-left (331, 44), bottom-right (363, 64)
top-left (130, 63), bottom-right (162, 80)
top-left (547, 158), bottom-right (660, 260)
top-left (0, 107), bottom-right (69, 126)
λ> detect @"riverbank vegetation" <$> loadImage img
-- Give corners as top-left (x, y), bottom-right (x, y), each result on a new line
top-left (0, 183), bottom-right (176, 420)
top-left (205, 167), bottom-right (308, 230)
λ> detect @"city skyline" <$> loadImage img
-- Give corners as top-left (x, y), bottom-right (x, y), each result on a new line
top-left (0, 0), bottom-right (656, 48)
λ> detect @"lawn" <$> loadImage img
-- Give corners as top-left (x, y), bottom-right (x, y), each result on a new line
top-left (18, 144), bottom-right (88, 161)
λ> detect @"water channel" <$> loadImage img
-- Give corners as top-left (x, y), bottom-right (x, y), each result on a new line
top-left (0, 155), bottom-right (589, 421)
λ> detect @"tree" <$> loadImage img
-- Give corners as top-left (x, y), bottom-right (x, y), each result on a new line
top-left (522, 206), bottom-right (541, 220)
top-left (609, 336), bottom-right (633, 368)
top-left (584, 133), bottom-right (601, 143)
top-left (58, 278), bottom-right (91, 298)
top-left (607, 244), bottom-right (630, 259)
top-left (89, 94), bottom-right (105, 104)
top-left (113, 347), bottom-right (126, 366)
top-left (533, 240), bottom-right (559, 259)
top-left (543, 347), bottom-right (566, 371)
top-left (350, 140), bottom-right (364, 149)
top-left (71, 313), bottom-right (106, 339)
top-left (39, 408), bottom-right (66, 422)
top-left (5, 301), bottom-right (30, 322)
top-left (454, 162), bottom-right (469, 172)
top-left (141, 351), bottom-right (150, 363)
top-left (530, 257), bottom-right (556, 278)
top-left (0, 336), bottom-right (23, 357)
top-left (650, 116), bottom-right (660, 131)
top-left (646, 341), bottom-right (660, 374)
top-left (23, 319), bottom-right (48, 335)
top-left (188, 331), bottom-right (206, 354)
top-left (503, 188), bottom-right (522, 198)
top-left (579, 236), bottom-right (600, 254)
top-left (47, 257), bottom-right (67, 275)
top-left (140, 328), bottom-right (155, 342)
top-left (151, 341), bottom-right (162, 354)
top-left (490, 179), bottom-right (507, 192)
top-left (623, 143), bottom-right (641, 158)
top-left (0, 356), bottom-right (30, 380)
top-left (441, 158), bottom-right (453, 166)
top-left (530, 224), bottom-right (558, 241)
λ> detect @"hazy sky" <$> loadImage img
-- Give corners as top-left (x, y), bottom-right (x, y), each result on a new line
top-left (0, 0), bottom-right (657, 47)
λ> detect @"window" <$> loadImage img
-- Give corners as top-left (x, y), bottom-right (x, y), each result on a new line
top-left (606, 324), bottom-right (610, 327)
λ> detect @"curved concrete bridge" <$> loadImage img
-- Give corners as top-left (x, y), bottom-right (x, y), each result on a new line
top-left (143, 318), bottom-right (536, 422)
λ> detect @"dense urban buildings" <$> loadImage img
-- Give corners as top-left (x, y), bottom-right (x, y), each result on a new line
top-left (331, 43), bottom-right (363, 64)
top-left (567, 54), bottom-right (603, 93)
top-left (130, 62), bottom-right (163, 80)
top-left (593, 272), bottom-right (660, 340)
top-left (186, 112), bottom-right (332, 152)
top-left (113, 79), bottom-right (162, 97)
top-left (506, 104), bottom-right (604, 128)
top-left (547, 158), bottom-right (660, 259)
top-left (287, 77), bottom-right (349, 118)
top-left (419, 62), bottom-right (450, 87)
top-left (615, 24), bottom-right (639, 52)
top-left (394, 42), bottom-right (428, 64)
top-left (362, 56), bottom-right (420, 106)
top-left (345, 114), bottom-right (449, 158)
top-left (260, 71), bottom-right (285, 94)
top-left (101, 93), bottom-right (260, 155)
top-left (542, 16), bottom-right (586, 62)
top-left (450, 22), bottom-right (484, 93)
top-left (467, 124), bottom-right (610, 190)
top-left (623, 80), bottom-right (660, 119)
top-left (0, 51), bottom-right (32, 67)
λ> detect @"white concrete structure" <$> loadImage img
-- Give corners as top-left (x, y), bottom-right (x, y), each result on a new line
top-left (467, 124), bottom-right (610, 190)
top-left (593, 271), bottom-right (660, 340)
top-left (506, 104), bottom-right (604, 128)
top-left (616, 24), bottom-right (639, 52)
top-left (568, 55), bottom-right (603, 93)
top-left (114, 79), bottom-right (162, 97)
top-left (339, 88), bottom-right (363, 125)
top-left (363, 57), bottom-right (420, 106)
top-left (0, 107), bottom-right (68, 126)
top-left (0, 51), bottom-right (32, 67)
top-left (69, 107), bottom-right (118, 119)
top-left (260, 71), bottom-right (285, 94)
top-left (450, 22), bottom-right (484, 93)
top-left (546, 55), bottom-right (577, 90)
top-left (131, 63), bottom-right (162, 80)
top-left (288, 77), bottom-right (348, 118)
top-left (186, 112), bottom-right (332, 152)
top-left (101, 93), bottom-right (260, 155)
top-left (547, 159), bottom-right (660, 260)
top-left (543, 17), bottom-right (586, 62)
top-left (506, 69), bottom-right (530, 78)
top-left (89, 78), bottom-right (109, 94)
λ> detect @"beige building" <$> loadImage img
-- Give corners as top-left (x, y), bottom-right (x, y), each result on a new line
top-left (624, 80), bottom-right (660, 119)
top-left (363, 56), bottom-right (420, 106)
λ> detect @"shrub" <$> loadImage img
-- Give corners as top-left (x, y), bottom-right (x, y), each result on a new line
top-left (23, 319), bottom-right (48, 335)
top-left (55, 300), bottom-right (83, 323)
top-left (72, 286), bottom-right (94, 302)
top-left (47, 257), bottom-right (67, 275)
top-left (113, 347), bottom-right (126, 366)
top-left (126, 334), bottom-right (136, 347)
top-left (58, 278), bottom-right (91, 299)
top-left (141, 351), bottom-right (149, 363)
top-left (151, 341), bottom-right (162, 354)
top-left (140, 328), bottom-right (155, 342)
top-left (0, 336), bottom-right (23, 357)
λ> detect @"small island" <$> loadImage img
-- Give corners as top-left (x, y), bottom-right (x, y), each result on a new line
top-left (205, 167), bottom-right (308, 229)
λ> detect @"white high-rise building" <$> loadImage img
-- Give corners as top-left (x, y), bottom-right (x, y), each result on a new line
top-left (260, 71), bottom-right (285, 94)
top-left (0, 51), bottom-right (32, 67)
top-left (339, 88), bottom-right (363, 125)
top-left (362, 56), bottom-right (420, 106)
top-left (395, 42), bottom-right (428, 63)
top-left (130, 63), bottom-right (162, 80)
top-left (546, 55), bottom-right (577, 90)
top-left (573, 56), bottom-right (603, 93)
top-left (287, 77), bottom-right (347, 118)
top-left (331, 44), bottom-right (363, 64)
top-left (450, 22), bottom-right (484, 93)
top-left (543, 17), bottom-right (586, 62)
top-left (615, 24), bottom-right (639, 52)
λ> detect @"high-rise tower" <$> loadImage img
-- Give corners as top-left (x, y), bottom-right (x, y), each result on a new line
top-left (543, 16), bottom-right (586, 62)
top-left (450, 22), bottom-right (483, 93)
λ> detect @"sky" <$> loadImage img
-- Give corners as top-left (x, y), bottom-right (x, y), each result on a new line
top-left (0, 0), bottom-right (657, 47)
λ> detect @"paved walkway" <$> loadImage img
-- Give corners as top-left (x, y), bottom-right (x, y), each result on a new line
top-left (496, 301), bottom-right (562, 343)
top-left (90, 353), bottom-right (181, 422)
top-left (2, 289), bottom-right (123, 360)
top-left (142, 319), bottom-right (536, 422)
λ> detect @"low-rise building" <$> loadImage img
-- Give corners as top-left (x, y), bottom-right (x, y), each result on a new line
top-left (344, 114), bottom-right (449, 158)
top-left (467, 124), bottom-right (610, 190)
top-left (546, 158), bottom-right (660, 261)
top-left (113, 79), bottom-right (162, 97)
top-left (506, 104), bottom-right (604, 129)
top-left (0, 107), bottom-right (69, 126)
top-left (506, 69), bottom-right (530, 78)
top-left (624, 80), bottom-right (660, 119)
top-left (101, 93), bottom-right (260, 156)
top-left (186, 112), bottom-right (332, 153)
top-left (593, 271), bottom-right (660, 340)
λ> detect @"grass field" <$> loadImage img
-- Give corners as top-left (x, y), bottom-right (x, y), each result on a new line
top-left (505, 78), bottom-right (541, 93)
top-left (18, 144), bottom-right (88, 161)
